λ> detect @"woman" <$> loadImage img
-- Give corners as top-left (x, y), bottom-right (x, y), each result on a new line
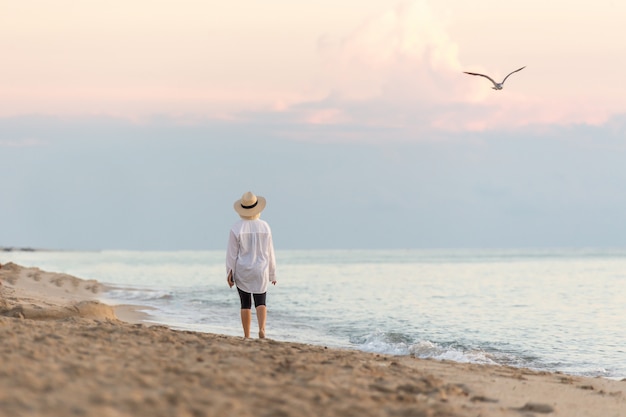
top-left (226, 191), bottom-right (277, 338)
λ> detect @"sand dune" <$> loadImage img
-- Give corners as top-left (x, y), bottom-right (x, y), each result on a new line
top-left (0, 262), bottom-right (114, 320)
top-left (1, 263), bottom-right (624, 417)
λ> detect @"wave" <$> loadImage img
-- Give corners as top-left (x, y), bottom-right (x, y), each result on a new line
top-left (351, 330), bottom-right (521, 367)
top-left (104, 287), bottom-right (174, 302)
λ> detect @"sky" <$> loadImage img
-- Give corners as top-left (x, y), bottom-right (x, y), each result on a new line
top-left (2, 0), bottom-right (626, 250)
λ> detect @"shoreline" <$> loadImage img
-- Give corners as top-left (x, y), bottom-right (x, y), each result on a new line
top-left (1, 262), bottom-right (625, 416)
top-left (112, 303), bottom-right (157, 324)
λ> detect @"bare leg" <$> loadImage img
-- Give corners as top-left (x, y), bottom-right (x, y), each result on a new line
top-left (240, 309), bottom-right (252, 338)
top-left (256, 305), bottom-right (267, 338)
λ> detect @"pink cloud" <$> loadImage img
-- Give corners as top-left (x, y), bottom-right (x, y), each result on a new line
top-left (289, 0), bottom-right (621, 135)
top-left (305, 108), bottom-right (347, 125)
top-left (288, 1), bottom-right (503, 134)
top-left (317, 1), bottom-right (464, 103)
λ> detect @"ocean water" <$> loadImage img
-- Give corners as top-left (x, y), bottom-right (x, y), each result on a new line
top-left (3, 248), bottom-right (625, 379)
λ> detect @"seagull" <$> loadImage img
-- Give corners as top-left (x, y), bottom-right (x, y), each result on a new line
top-left (463, 66), bottom-right (526, 90)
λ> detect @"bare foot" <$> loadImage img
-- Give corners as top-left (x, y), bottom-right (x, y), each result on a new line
top-left (259, 329), bottom-right (265, 339)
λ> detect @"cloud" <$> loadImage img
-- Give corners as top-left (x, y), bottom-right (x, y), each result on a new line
top-left (273, 1), bottom-right (527, 136)
top-left (276, 0), bottom-right (620, 136)
top-left (5, 0), bottom-right (622, 134)
top-left (318, 1), bottom-right (462, 100)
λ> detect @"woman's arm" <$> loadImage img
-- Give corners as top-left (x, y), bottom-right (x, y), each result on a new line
top-left (225, 230), bottom-right (239, 287)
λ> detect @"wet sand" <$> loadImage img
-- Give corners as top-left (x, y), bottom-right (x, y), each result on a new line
top-left (1, 263), bottom-right (624, 416)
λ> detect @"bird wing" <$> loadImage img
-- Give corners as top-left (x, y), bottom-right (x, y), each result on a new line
top-left (463, 72), bottom-right (498, 88)
top-left (501, 66), bottom-right (526, 84)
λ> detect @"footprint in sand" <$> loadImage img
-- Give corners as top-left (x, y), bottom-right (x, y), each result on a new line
top-left (513, 402), bottom-right (555, 414)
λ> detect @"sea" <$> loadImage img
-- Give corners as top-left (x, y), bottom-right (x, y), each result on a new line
top-left (3, 248), bottom-right (625, 380)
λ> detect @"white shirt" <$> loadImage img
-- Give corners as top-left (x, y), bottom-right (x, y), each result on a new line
top-left (226, 219), bottom-right (276, 293)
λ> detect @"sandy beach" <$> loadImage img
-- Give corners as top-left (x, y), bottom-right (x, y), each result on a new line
top-left (1, 263), bottom-right (624, 417)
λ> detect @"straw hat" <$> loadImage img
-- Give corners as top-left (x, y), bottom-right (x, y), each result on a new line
top-left (233, 191), bottom-right (266, 217)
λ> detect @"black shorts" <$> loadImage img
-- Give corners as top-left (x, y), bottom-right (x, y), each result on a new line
top-left (237, 287), bottom-right (267, 310)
